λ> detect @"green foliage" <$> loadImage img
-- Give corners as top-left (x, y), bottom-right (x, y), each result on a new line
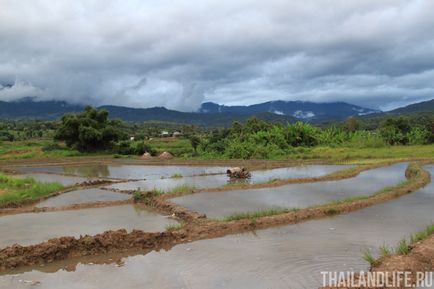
top-left (379, 243), bottom-right (391, 257)
top-left (395, 239), bottom-right (410, 255)
top-left (189, 135), bottom-right (201, 153)
top-left (165, 223), bottom-right (184, 232)
top-left (114, 140), bottom-right (156, 156)
top-left (0, 174), bottom-right (64, 206)
top-left (54, 106), bottom-right (124, 152)
top-left (408, 127), bottom-right (429, 145)
top-left (221, 207), bottom-right (298, 221)
top-left (362, 249), bottom-right (376, 266)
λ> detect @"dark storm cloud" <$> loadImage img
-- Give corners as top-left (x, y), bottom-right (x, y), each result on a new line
top-left (0, 0), bottom-right (434, 111)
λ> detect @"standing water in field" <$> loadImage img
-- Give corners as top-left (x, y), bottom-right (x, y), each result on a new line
top-left (0, 205), bottom-right (176, 247)
top-left (170, 163), bottom-right (407, 218)
top-left (1, 165), bottom-right (433, 289)
top-left (23, 173), bottom-right (91, 186)
top-left (35, 188), bottom-right (130, 208)
top-left (19, 164), bottom-right (227, 180)
top-left (107, 164), bottom-right (350, 191)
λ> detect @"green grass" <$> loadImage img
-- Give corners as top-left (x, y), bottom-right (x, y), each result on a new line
top-left (364, 223), bottom-right (434, 266)
top-left (0, 173), bottom-right (64, 206)
top-left (145, 138), bottom-right (193, 157)
top-left (134, 184), bottom-right (196, 200)
top-left (153, 184), bottom-right (196, 195)
top-left (221, 207), bottom-right (299, 222)
top-left (379, 243), bottom-right (392, 257)
top-left (362, 249), bottom-right (376, 266)
top-left (395, 239), bottom-right (410, 255)
top-left (394, 224), bottom-right (434, 255)
top-left (291, 145), bottom-right (434, 162)
top-left (170, 173), bottom-right (183, 178)
top-left (165, 223), bottom-right (184, 232)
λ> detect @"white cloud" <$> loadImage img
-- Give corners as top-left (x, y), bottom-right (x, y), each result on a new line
top-left (0, 0), bottom-right (433, 110)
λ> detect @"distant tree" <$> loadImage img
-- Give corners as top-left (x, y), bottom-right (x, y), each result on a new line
top-left (344, 117), bottom-right (359, 132)
top-left (189, 135), bottom-right (201, 153)
top-left (54, 106), bottom-right (124, 152)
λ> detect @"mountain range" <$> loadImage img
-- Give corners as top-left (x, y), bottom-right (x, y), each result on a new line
top-left (0, 98), bottom-right (432, 127)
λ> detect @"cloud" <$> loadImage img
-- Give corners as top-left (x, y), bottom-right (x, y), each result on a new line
top-left (0, 0), bottom-right (434, 111)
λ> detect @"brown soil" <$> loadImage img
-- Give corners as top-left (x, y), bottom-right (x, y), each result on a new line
top-left (319, 234), bottom-right (434, 289)
top-left (0, 163), bottom-right (429, 271)
top-left (0, 199), bottom-right (134, 216)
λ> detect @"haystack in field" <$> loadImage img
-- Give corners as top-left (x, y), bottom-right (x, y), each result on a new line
top-left (158, 151), bottom-right (174, 159)
top-left (141, 152), bottom-right (152, 159)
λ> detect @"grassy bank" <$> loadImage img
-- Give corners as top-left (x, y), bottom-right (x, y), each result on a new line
top-left (364, 223), bottom-right (434, 266)
top-left (0, 173), bottom-right (63, 207)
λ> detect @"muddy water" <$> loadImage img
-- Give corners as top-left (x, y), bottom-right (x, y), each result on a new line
top-left (1, 165), bottom-right (433, 289)
top-left (171, 163), bottom-right (407, 218)
top-left (35, 189), bottom-right (130, 208)
top-left (0, 205), bottom-right (176, 248)
top-left (20, 165), bottom-right (227, 180)
top-left (24, 173), bottom-right (91, 186)
top-left (108, 164), bottom-right (350, 191)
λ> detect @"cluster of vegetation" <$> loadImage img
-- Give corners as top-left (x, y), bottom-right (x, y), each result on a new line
top-left (197, 116), bottom-right (434, 159)
top-left (1, 106), bottom-right (434, 160)
top-left (0, 120), bottom-right (57, 141)
top-left (0, 174), bottom-right (63, 206)
top-left (54, 106), bottom-right (124, 152)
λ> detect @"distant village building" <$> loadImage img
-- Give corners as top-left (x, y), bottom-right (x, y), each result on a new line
top-left (172, 131), bottom-right (183, 137)
top-left (160, 131), bottom-right (169, 137)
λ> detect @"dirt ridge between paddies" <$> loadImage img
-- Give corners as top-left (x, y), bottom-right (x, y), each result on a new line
top-left (319, 233), bottom-right (434, 289)
top-left (0, 162), bottom-right (429, 271)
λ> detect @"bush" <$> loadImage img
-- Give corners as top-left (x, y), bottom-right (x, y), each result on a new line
top-left (55, 106), bottom-right (124, 152)
top-left (114, 140), bottom-right (156, 155)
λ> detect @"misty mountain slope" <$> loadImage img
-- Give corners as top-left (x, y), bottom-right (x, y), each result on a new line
top-left (199, 101), bottom-right (379, 121)
top-left (100, 105), bottom-right (295, 127)
top-left (5, 98), bottom-right (434, 126)
top-left (0, 100), bottom-right (293, 127)
top-left (387, 98), bottom-right (434, 114)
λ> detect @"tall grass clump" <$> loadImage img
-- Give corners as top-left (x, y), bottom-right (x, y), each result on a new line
top-left (221, 207), bottom-right (298, 222)
top-left (362, 249), bottom-right (377, 266)
top-left (0, 173), bottom-right (63, 206)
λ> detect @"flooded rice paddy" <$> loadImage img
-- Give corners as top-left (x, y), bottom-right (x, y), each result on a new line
top-left (23, 173), bottom-right (91, 186)
top-left (1, 165), bottom-right (432, 289)
top-left (35, 188), bottom-right (130, 208)
top-left (107, 164), bottom-right (350, 191)
top-left (170, 163), bottom-right (407, 218)
top-left (0, 205), bottom-right (176, 247)
top-left (19, 164), bottom-right (228, 180)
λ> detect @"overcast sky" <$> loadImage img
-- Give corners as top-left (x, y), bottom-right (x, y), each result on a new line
top-left (0, 0), bottom-right (434, 111)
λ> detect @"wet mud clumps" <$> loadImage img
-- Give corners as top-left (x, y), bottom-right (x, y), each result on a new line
top-left (0, 229), bottom-right (186, 271)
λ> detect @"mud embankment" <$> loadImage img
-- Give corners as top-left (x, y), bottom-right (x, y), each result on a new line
top-left (320, 234), bottom-right (434, 289)
top-left (0, 163), bottom-right (429, 271)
